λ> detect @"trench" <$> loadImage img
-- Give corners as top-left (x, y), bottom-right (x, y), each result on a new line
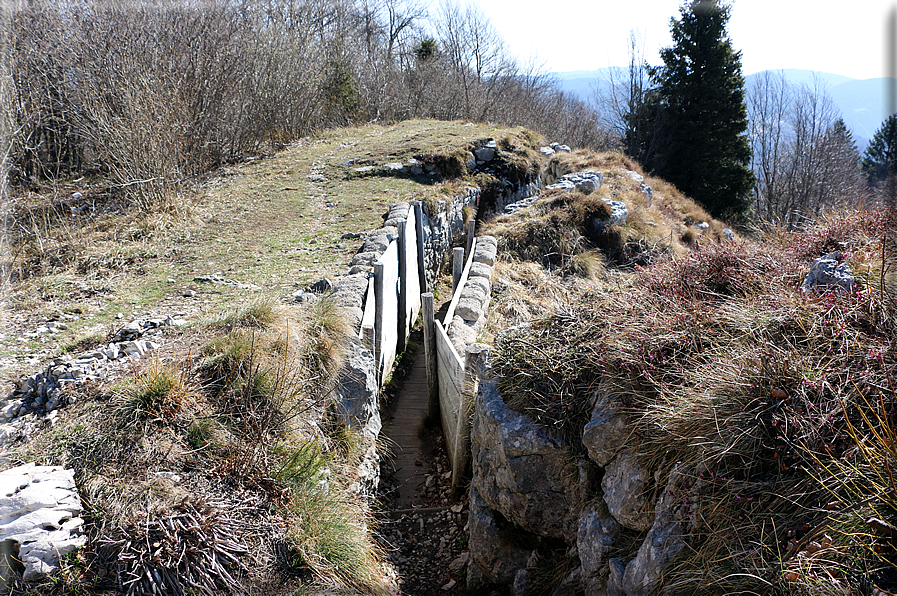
top-left (376, 307), bottom-right (473, 595)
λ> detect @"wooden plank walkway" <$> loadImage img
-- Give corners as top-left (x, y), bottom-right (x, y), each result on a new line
top-left (381, 353), bottom-right (431, 508)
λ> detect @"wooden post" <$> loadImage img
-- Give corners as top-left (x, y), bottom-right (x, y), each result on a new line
top-left (451, 342), bottom-right (491, 499)
top-left (397, 220), bottom-right (408, 354)
top-left (465, 219), bottom-right (475, 259)
top-left (422, 293), bottom-right (438, 421)
top-left (414, 202), bottom-right (428, 294)
top-left (374, 262), bottom-right (385, 385)
top-left (362, 324), bottom-right (375, 356)
top-left (452, 247), bottom-right (464, 296)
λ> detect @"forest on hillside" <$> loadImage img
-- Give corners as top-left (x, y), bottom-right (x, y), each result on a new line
top-left (0, 0), bottom-right (892, 226)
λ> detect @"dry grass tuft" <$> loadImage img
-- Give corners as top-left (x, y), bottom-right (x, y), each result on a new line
top-left (116, 359), bottom-right (198, 422)
top-left (10, 294), bottom-right (391, 594)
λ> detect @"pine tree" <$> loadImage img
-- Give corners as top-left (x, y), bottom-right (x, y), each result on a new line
top-left (862, 113), bottom-right (897, 185)
top-left (650, 0), bottom-right (754, 220)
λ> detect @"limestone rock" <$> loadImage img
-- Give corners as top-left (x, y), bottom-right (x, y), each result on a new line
top-left (471, 380), bottom-right (577, 539)
top-left (0, 463), bottom-right (85, 581)
top-left (623, 463), bottom-right (700, 596)
top-left (578, 501), bottom-right (621, 581)
top-left (449, 315), bottom-right (478, 357)
top-left (606, 557), bottom-right (627, 596)
top-left (344, 307), bottom-right (363, 328)
top-left (640, 183), bottom-right (653, 206)
top-left (474, 141), bottom-right (497, 163)
top-left (352, 438), bottom-right (381, 499)
top-left (467, 486), bottom-right (531, 585)
top-left (512, 568), bottom-right (531, 595)
top-left (384, 202), bottom-right (410, 228)
top-left (473, 237), bottom-right (498, 267)
top-left (801, 252), bottom-right (855, 295)
top-left (334, 339), bottom-right (381, 439)
top-left (455, 301), bottom-right (482, 323)
top-left (590, 200), bottom-right (628, 230)
top-left (332, 274), bottom-right (370, 311)
top-left (582, 391), bottom-right (628, 466)
top-left (602, 449), bottom-right (653, 531)
top-left (469, 262), bottom-right (493, 280)
top-left (547, 171), bottom-right (603, 194)
top-left (361, 232), bottom-right (391, 254)
top-left (460, 283), bottom-right (488, 304)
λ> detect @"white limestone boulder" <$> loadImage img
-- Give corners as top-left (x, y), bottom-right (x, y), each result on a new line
top-left (0, 463), bottom-right (85, 581)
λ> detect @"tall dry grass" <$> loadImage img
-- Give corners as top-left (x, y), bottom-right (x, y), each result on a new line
top-left (493, 208), bottom-right (897, 593)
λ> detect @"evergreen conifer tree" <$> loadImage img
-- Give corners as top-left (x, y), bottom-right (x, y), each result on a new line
top-left (862, 113), bottom-right (897, 185)
top-left (651, 0), bottom-right (754, 220)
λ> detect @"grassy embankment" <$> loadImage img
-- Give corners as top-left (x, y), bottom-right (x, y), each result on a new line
top-left (0, 119), bottom-right (539, 595)
top-left (486, 151), bottom-right (897, 594)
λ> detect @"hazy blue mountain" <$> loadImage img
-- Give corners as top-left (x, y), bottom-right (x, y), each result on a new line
top-left (554, 67), bottom-right (893, 150)
top-left (553, 67), bottom-right (622, 101)
top-left (744, 69), bottom-right (855, 89)
top-left (828, 77), bottom-right (895, 148)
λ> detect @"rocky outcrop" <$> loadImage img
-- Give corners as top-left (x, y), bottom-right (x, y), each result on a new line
top-left (602, 449), bottom-right (654, 532)
top-left (333, 338), bottom-right (381, 496)
top-left (467, 485), bottom-right (533, 585)
top-left (547, 170), bottom-right (604, 194)
top-left (334, 338), bottom-right (381, 439)
top-left (0, 464), bottom-right (85, 581)
top-left (2, 316), bottom-right (182, 423)
top-left (470, 380), bottom-right (577, 540)
top-left (578, 501), bottom-right (622, 593)
top-left (467, 372), bottom-right (697, 594)
top-left (801, 252), bottom-right (855, 295)
top-left (622, 464), bottom-right (701, 595)
top-left (582, 391), bottom-right (629, 466)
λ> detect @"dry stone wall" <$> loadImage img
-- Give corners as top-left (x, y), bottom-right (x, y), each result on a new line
top-left (467, 369), bottom-right (701, 596)
top-left (329, 189), bottom-right (480, 497)
top-left (461, 163), bottom-right (697, 595)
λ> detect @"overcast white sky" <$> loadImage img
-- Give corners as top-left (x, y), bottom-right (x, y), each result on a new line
top-left (473, 0), bottom-right (895, 80)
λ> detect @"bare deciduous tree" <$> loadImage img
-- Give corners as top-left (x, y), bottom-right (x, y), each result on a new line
top-left (5, 0), bottom-right (617, 204)
top-left (748, 72), bottom-right (864, 228)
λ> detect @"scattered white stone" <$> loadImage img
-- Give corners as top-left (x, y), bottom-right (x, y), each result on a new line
top-left (546, 171), bottom-right (604, 195)
top-left (625, 170), bottom-right (644, 183)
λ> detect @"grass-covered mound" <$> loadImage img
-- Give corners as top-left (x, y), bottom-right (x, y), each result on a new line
top-left (10, 298), bottom-right (393, 595)
top-left (487, 150), bottom-right (731, 277)
top-left (492, 209), bottom-right (897, 594)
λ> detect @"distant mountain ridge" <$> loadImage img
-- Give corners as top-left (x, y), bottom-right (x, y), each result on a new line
top-left (554, 67), bottom-right (894, 151)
